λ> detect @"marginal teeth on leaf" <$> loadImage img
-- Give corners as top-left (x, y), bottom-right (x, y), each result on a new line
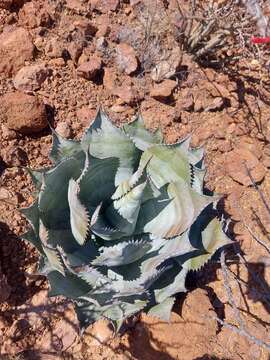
top-left (77, 147), bottom-right (90, 184)
top-left (114, 181), bottom-right (147, 223)
top-left (42, 246), bottom-right (65, 276)
top-left (68, 179), bottom-right (89, 245)
top-left (92, 239), bottom-right (151, 267)
top-left (39, 219), bottom-right (49, 246)
top-left (90, 203), bottom-right (102, 227)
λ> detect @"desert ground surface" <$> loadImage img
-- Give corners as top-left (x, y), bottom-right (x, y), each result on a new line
top-left (0, 0), bottom-right (269, 359)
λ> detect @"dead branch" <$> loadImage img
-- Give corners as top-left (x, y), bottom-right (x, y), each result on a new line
top-left (210, 314), bottom-right (270, 351)
top-left (244, 163), bottom-right (270, 216)
top-left (217, 251), bottom-right (270, 351)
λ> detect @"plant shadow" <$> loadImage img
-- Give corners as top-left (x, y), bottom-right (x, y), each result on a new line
top-left (0, 221), bottom-right (40, 308)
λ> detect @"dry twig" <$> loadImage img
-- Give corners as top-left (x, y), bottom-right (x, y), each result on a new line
top-left (213, 251), bottom-right (270, 351)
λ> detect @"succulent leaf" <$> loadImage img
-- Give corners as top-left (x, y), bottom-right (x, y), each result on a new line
top-left (43, 246), bottom-right (66, 275)
top-left (68, 179), bottom-right (89, 245)
top-left (148, 296), bottom-right (175, 321)
top-left (75, 300), bottom-right (103, 333)
top-left (38, 156), bottom-right (84, 228)
top-left (21, 229), bottom-right (44, 255)
top-left (144, 180), bottom-right (215, 238)
top-left (50, 127), bottom-right (82, 163)
top-left (154, 267), bottom-right (188, 303)
top-left (140, 145), bottom-right (192, 188)
top-left (123, 114), bottom-right (163, 150)
top-left (182, 217), bottom-right (232, 271)
top-left (92, 240), bottom-right (151, 267)
top-left (79, 153), bottom-right (119, 208)
top-left (81, 110), bottom-right (140, 185)
top-left (48, 270), bottom-right (91, 298)
top-left (140, 231), bottom-right (195, 274)
top-left (21, 200), bottom-right (40, 236)
top-left (21, 110), bottom-right (232, 333)
top-left (25, 167), bottom-right (50, 191)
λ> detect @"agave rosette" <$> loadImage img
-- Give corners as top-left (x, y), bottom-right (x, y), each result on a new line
top-left (22, 110), bottom-right (231, 332)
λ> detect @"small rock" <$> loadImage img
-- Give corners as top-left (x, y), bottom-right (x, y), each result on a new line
top-left (45, 37), bottom-right (64, 59)
top-left (110, 104), bottom-right (126, 113)
top-left (85, 319), bottom-right (113, 346)
top-left (191, 127), bottom-right (212, 147)
top-left (103, 67), bottom-right (116, 91)
top-left (151, 47), bottom-right (181, 82)
top-left (78, 52), bottom-right (89, 66)
top-left (96, 15), bottom-right (111, 38)
top-left (0, 188), bottom-right (13, 201)
top-left (13, 64), bottom-right (51, 93)
top-left (219, 140), bottom-right (233, 153)
top-left (176, 90), bottom-right (194, 111)
top-left (130, 0), bottom-right (141, 5)
top-left (1, 124), bottom-right (17, 140)
top-left (225, 149), bottom-right (266, 186)
top-left (34, 35), bottom-right (44, 51)
top-left (55, 122), bottom-right (72, 138)
top-left (90, 0), bottom-right (119, 12)
top-left (116, 43), bottom-right (138, 75)
top-left (193, 91), bottom-right (224, 113)
top-left (0, 92), bottom-right (48, 134)
top-left (193, 96), bottom-right (205, 113)
top-left (113, 85), bottom-right (138, 105)
top-left (150, 79), bottom-right (176, 100)
top-left (192, 91), bottom-right (210, 112)
top-left (0, 27), bottom-right (34, 76)
top-left (77, 57), bottom-right (102, 80)
top-left (48, 58), bottom-right (65, 67)
top-left (77, 106), bottom-right (96, 126)
top-left (67, 42), bottom-right (84, 63)
top-left (66, 0), bottom-right (86, 12)
top-left (1, 145), bottom-right (28, 166)
top-left (30, 289), bottom-right (49, 308)
top-left (103, 67), bottom-right (139, 104)
top-left (73, 19), bottom-right (98, 38)
top-left (18, 2), bottom-right (52, 29)
top-left (204, 97), bottom-right (224, 112)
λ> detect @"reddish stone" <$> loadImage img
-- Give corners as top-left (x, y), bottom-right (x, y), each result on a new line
top-left (0, 92), bottom-right (48, 134)
top-left (13, 64), bottom-right (51, 93)
top-left (150, 79), bottom-right (176, 100)
top-left (77, 58), bottom-right (102, 80)
top-left (116, 43), bottom-right (138, 75)
top-left (90, 0), bottom-right (119, 12)
top-left (0, 27), bottom-right (34, 76)
top-left (225, 149), bottom-right (266, 186)
top-left (18, 2), bottom-right (51, 29)
top-left (113, 86), bottom-right (138, 105)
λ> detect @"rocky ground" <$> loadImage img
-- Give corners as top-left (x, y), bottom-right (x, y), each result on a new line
top-left (0, 0), bottom-right (270, 359)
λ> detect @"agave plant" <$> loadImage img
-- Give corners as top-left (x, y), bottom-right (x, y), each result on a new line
top-left (21, 110), bottom-right (231, 332)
